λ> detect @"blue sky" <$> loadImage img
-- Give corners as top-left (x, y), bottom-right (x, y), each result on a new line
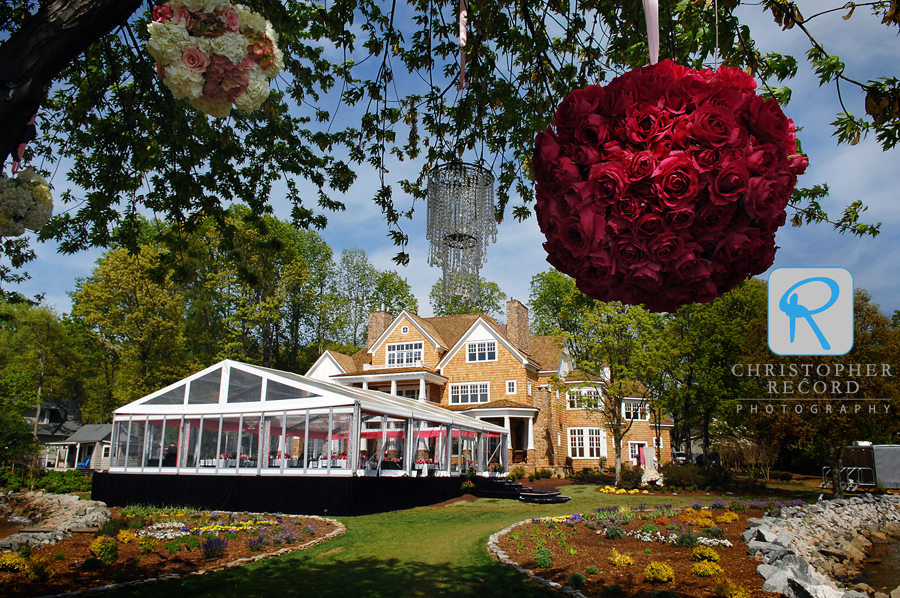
top-left (13, 1), bottom-right (900, 320)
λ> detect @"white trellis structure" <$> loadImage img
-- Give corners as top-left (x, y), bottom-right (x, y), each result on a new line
top-left (109, 360), bottom-right (508, 478)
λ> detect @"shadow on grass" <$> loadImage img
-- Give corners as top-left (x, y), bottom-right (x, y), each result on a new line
top-left (102, 551), bottom-right (560, 598)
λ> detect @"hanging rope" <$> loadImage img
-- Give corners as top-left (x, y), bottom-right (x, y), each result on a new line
top-left (458, 0), bottom-right (469, 90)
top-left (642, 0), bottom-right (660, 65)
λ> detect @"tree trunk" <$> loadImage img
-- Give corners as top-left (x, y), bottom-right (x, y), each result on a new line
top-left (614, 437), bottom-right (622, 485)
top-left (0, 0), bottom-right (142, 166)
top-left (830, 443), bottom-right (845, 500)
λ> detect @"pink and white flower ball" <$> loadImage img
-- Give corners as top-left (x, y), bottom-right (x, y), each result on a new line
top-left (147, 0), bottom-right (283, 118)
top-left (533, 60), bottom-right (808, 313)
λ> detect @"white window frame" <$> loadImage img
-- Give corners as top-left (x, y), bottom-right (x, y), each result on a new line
top-left (466, 341), bottom-right (497, 362)
top-left (399, 388), bottom-right (420, 400)
top-left (102, 445), bottom-right (111, 459)
top-left (386, 342), bottom-right (423, 368)
top-left (527, 381), bottom-right (532, 396)
top-left (449, 382), bottom-right (490, 404)
top-left (401, 326), bottom-right (409, 334)
top-left (623, 400), bottom-right (650, 421)
top-left (569, 427), bottom-right (605, 458)
top-left (567, 386), bottom-right (600, 410)
top-left (506, 380), bottom-right (516, 395)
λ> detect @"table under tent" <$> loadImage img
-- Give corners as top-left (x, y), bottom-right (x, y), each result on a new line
top-left (92, 360), bottom-right (510, 515)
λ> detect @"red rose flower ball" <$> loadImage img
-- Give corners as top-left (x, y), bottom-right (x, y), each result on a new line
top-left (533, 60), bottom-right (808, 312)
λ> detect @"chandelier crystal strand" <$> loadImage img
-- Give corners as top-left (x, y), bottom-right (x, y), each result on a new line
top-left (426, 163), bottom-right (496, 301)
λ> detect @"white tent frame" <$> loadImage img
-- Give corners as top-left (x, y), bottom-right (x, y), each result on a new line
top-left (109, 360), bottom-right (509, 477)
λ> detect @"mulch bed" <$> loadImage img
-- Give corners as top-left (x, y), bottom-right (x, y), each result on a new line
top-left (0, 509), bottom-right (341, 598)
top-left (496, 508), bottom-right (771, 598)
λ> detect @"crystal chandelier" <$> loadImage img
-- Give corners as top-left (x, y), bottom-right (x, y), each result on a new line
top-left (426, 162), bottom-right (497, 301)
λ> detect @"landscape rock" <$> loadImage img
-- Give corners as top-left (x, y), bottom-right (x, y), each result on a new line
top-left (0, 491), bottom-right (110, 549)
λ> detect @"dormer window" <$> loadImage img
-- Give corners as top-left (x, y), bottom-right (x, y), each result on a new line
top-left (466, 341), bottom-right (496, 362)
top-left (387, 342), bottom-right (423, 367)
top-left (623, 400), bottom-right (650, 421)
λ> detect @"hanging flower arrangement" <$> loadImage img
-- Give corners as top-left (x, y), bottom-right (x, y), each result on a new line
top-left (0, 171), bottom-right (53, 237)
top-left (147, 0), bottom-right (283, 118)
top-left (533, 60), bottom-right (808, 312)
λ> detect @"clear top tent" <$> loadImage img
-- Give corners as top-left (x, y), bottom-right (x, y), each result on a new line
top-left (109, 360), bottom-right (509, 477)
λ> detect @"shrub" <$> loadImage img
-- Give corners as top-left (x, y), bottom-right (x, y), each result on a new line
top-left (608, 548), bottom-right (634, 567)
top-left (644, 561), bottom-right (675, 583)
top-left (0, 553), bottom-right (28, 572)
top-left (769, 470), bottom-right (793, 482)
top-left (716, 511), bottom-right (739, 524)
top-left (16, 543), bottom-right (32, 558)
top-left (569, 572), bottom-right (587, 589)
top-left (512, 466), bottom-right (526, 480)
top-left (605, 525), bottom-right (625, 540)
top-left (691, 546), bottom-right (720, 562)
top-left (528, 473), bottom-right (536, 482)
top-left (165, 541), bottom-right (181, 555)
top-left (874, 483), bottom-right (888, 495)
top-left (619, 464), bottom-right (644, 489)
top-left (79, 557), bottom-right (104, 571)
top-left (641, 524), bottom-right (659, 533)
top-left (713, 577), bottom-right (752, 598)
top-left (650, 591), bottom-right (681, 598)
top-left (675, 532), bottom-right (698, 548)
top-left (728, 499), bottom-right (749, 514)
top-left (24, 555), bottom-right (55, 582)
top-left (660, 463), bottom-right (701, 488)
top-left (89, 536), bottom-right (118, 565)
top-left (533, 547), bottom-right (553, 569)
top-left (586, 565), bottom-right (600, 576)
top-left (138, 536), bottom-right (158, 555)
top-left (97, 518), bottom-right (130, 538)
top-left (537, 468), bottom-right (554, 479)
top-left (53, 552), bottom-right (66, 561)
top-left (666, 524), bottom-right (679, 531)
top-left (117, 529), bottom-right (136, 544)
top-left (605, 584), bottom-right (624, 596)
top-left (709, 498), bottom-right (729, 510)
top-left (248, 534), bottom-right (266, 552)
top-left (201, 535), bottom-right (228, 559)
top-left (700, 466), bottom-right (732, 489)
top-left (691, 562), bottom-right (724, 577)
top-left (703, 526), bottom-right (726, 539)
top-left (181, 536), bottom-right (201, 549)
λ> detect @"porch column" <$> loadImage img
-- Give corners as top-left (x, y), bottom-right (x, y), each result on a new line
top-left (419, 377), bottom-right (426, 402)
top-left (527, 416), bottom-right (534, 450)
top-left (73, 444), bottom-right (81, 469)
top-left (503, 416), bottom-right (510, 432)
top-left (362, 381), bottom-right (368, 390)
top-left (390, 379), bottom-right (397, 395)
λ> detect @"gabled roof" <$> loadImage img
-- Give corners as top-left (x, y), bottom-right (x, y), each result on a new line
top-left (368, 310), bottom-right (448, 355)
top-left (529, 335), bottom-right (567, 372)
top-left (65, 424), bottom-right (112, 444)
top-left (435, 315), bottom-right (538, 371)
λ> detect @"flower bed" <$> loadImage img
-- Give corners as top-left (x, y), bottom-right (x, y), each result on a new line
top-left (0, 507), bottom-right (341, 598)
top-left (495, 503), bottom-right (785, 598)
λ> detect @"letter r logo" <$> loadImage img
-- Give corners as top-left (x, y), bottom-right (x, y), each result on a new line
top-left (768, 268), bottom-right (853, 356)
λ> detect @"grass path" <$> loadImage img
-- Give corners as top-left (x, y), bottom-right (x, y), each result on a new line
top-left (105, 482), bottom-right (818, 598)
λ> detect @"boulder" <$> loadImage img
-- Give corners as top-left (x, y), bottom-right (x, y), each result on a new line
top-left (788, 578), bottom-right (845, 598)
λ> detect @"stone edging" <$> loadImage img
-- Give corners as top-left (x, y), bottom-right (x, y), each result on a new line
top-left (488, 519), bottom-right (588, 598)
top-left (32, 516), bottom-right (346, 598)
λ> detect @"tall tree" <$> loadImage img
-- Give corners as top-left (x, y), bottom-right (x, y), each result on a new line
top-left (334, 248), bottom-right (377, 348)
top-left (370, 270), bottom-right (419, 316)
top-left (429, 277), bottom-right (505, 320)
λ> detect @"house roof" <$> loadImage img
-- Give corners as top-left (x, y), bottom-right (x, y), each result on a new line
top-left (529, 335), bottom-right (566, 371)
top-left (443, 399), bottom-right (537, 412)
top-left (327, 350), bottom-right (358, 374)
top-left (65, 424), bottom-right (112, 444)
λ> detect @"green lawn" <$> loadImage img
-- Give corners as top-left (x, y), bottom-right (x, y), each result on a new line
top-left (104, 482), bottom-right (820, 598)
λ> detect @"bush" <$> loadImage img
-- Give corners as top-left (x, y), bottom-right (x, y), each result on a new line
top-left (675, 532), bottom-right (698, 548)
top-left (650, 591), bottom-right (681, 598)
top-left (874, 483), bottom-right (888, 495)
top-left (699, 466), bottom-right (732, 489)
top-left (0, 552), bottom-right (28, 572)
top-left (138, 536), bottom-right (158, 555)
top-left (660, 463), bottom-right (701, 488)
top-left (608, 548), bottom-right (634, 567)
top-left (181, 536), bottom-right (201, 549)
top-left (702, 526), bottom-right (726, 539)
top-left (586, 565), bottom-right (600, 576)
top-left (53, 552), bottom-right (66, 561)
top-left (769, 470), bottom-right (793, 482)
top-left (89, 536), bottom-right (118, 565)
top-left (728, 499), bottom-right (749, 514)
top-left (533, 547), bottom-right (553, 569)
top-left (537, 468), bottom-right (554, 479)
top-left (691, 562), bottom-right (724, 577)
top-left (605, 525), bottom-right (625, 540)
top-left (619, 464), bottom-right (643, 489)
top-left (713, 578), bottom-right (752, 598)
top-left (165, 541), bottom-right (181, 555)
top-left (23, 555), bottom-right (55, 582)
top-left (605, 584), bottom-right (624, 596)
top-left (117, 529), bottom-right (136, 544)
top-left (97, 518), bottom-right (130, 538)
top-left (507, 466), bottom-right (526, 481)
top-left (528, 473), bottom-right (536, 482)
top-left (641, 524), bottom-right (659, 533)
top-left (644, 561), bottom-right (675, 583)
top-left (709, 498), bottom-right (729, 510)
top-left (569, 572), bottom-right (587, 589)
top-left (201, 535), bottom-right (228, 559)
top-left (691, 546), bottom-right (720, 562)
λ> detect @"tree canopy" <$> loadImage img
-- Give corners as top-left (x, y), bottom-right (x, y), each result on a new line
top-left (0, 0), bottom-right (894, 291)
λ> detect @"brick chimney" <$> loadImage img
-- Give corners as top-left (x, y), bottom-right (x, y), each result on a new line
top-left (506, 298), bottom-right (529, 353)
top-left (368, 310), bottom-right (393, 348)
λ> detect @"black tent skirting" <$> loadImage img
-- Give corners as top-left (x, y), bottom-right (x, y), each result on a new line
top-left (92, 473), bottom-right (476, 516)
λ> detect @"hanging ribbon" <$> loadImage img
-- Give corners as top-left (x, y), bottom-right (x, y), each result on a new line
top-left (12, 114), bottom-right (37, 175)
top-left (458, 0), bottom-right (469, 90)
top-left (642, 0), bottom-right (660, 65)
